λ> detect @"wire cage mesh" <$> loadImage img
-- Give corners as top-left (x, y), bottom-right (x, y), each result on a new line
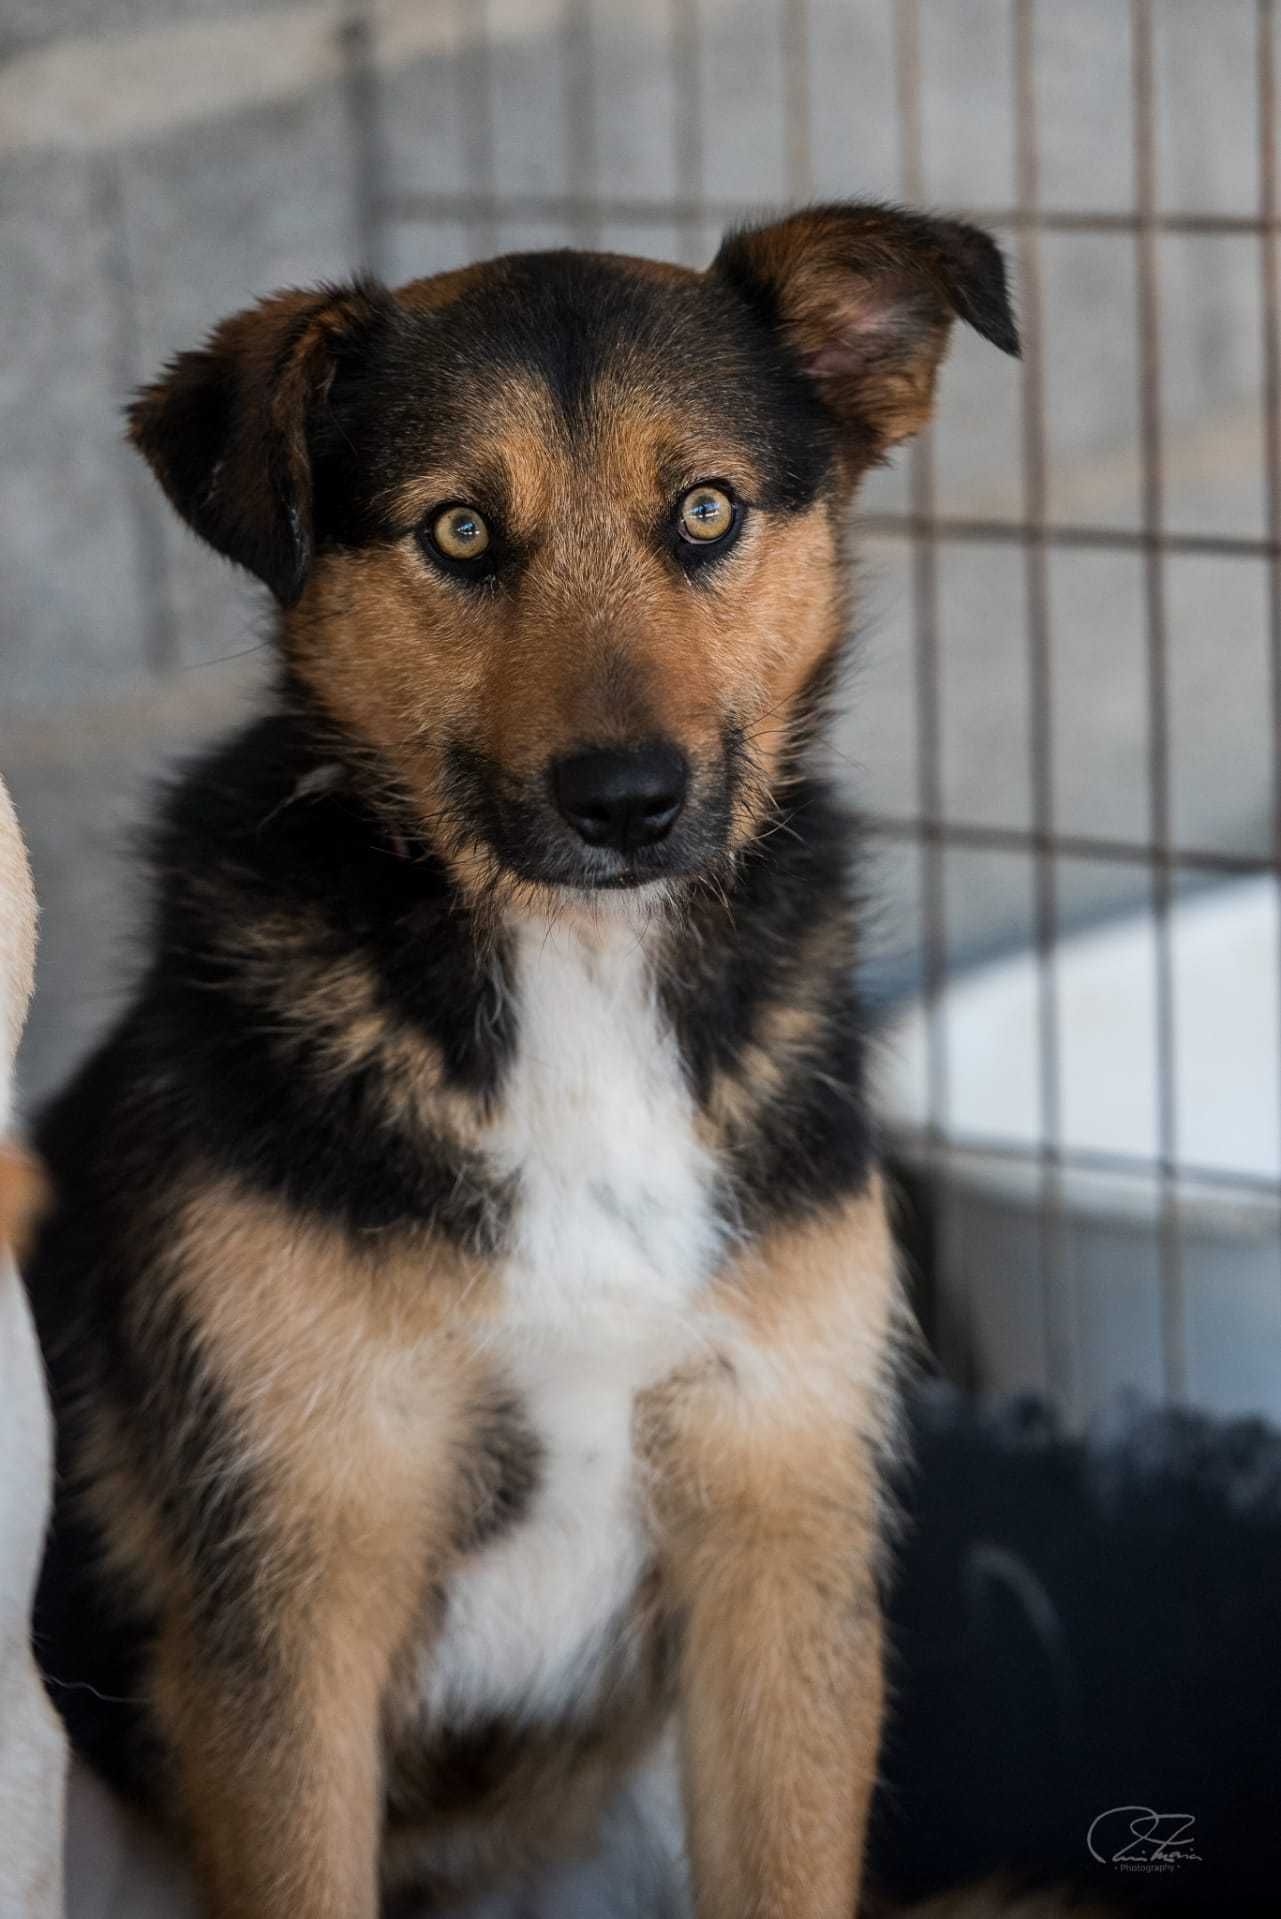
top-left (6, 0), bottom-right (1280, 1427)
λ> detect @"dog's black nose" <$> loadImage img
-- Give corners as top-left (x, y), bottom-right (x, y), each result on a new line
top-left (553, 744), bottom-right (689, 853)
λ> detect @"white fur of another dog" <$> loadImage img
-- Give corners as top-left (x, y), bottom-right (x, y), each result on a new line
top-left (0, 773), bottom-right (65, 1919)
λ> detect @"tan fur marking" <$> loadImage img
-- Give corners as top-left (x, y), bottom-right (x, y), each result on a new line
top-left (163, 1179), bottom-right (493, 1490)
top-left (717, 1176), bottom-right (897, 1389)
top-left (0, 1146), bottom-right (46, 1263)
top-left (699, 915), bottom-right (852, 1155)
top-left (700, 998), bottom-right (825, 1146)
top-left (151, 1609), bottom-right (387, 1919)
top-left (640, 1181), bottom-right (898, 1919)
top-left (383, 374), bottom-right (564, 536)
top-left (218, 904), bottom-right (490, 1142)
top-left (89, 1182), bottom-right (504, 1919)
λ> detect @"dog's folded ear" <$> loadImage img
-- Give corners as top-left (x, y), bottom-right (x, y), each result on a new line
top-left (127, 280), bottom-right (396, 605)
top-left (712, 203), bottom-right (1019, 462)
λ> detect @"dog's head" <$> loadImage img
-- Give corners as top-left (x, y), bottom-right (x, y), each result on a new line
top-left (130, 205), bottom-right (1017, 902)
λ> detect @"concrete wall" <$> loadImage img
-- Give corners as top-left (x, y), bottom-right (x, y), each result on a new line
top-left (1, 0), bottom-right (1273, 1105)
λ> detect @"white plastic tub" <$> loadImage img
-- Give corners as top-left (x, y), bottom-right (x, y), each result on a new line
top-left (880, 877), bottom-right (1281, 1425)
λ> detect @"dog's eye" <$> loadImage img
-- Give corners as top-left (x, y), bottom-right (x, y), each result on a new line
top-left (678, 485), bottom-right (735, 544)
top-left (430, 504), bottom-right (491, 561)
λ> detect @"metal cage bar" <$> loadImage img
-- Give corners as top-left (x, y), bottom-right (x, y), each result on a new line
top-left (382, 188), bottom-right (1281, 240)
top-left (1258, 1), bottom-right (1281, 1260)
top-left (1013, 0), bottom-right (1071, 1400)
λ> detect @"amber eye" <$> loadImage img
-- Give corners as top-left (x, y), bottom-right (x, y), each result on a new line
top-left (430, 504), bottom-right (491, 561)
top-left (678, 484), bottom-right (735, 543)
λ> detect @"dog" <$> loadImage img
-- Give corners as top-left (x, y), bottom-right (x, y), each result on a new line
top-left (0, 775), bottom-right (66, 1919)
top-left (26, 204), bottom-right (1018, 1919)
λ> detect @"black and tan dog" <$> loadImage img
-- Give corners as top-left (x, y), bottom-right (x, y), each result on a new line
top-left (27, 205), bottom-right (1017, 1918)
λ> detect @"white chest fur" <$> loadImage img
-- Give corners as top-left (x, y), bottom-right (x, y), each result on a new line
top-left (423, 915), bottom-right (723, 1727)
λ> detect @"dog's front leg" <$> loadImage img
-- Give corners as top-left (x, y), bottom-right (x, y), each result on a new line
top-left (145, 1471), bottom-right (444, 1919)
top-left (674, 1471), bottom-right (883, 1919)
top-left (150, 1593), bottom-right (393, 1919)
top-left (138, 1368), bottom-right (444, 1916)
top-left (643, 1185), bottom-right (897, 1919)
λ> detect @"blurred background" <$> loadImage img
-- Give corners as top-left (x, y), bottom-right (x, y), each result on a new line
top-left (3, 0), bottom-right (1279, 1429)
